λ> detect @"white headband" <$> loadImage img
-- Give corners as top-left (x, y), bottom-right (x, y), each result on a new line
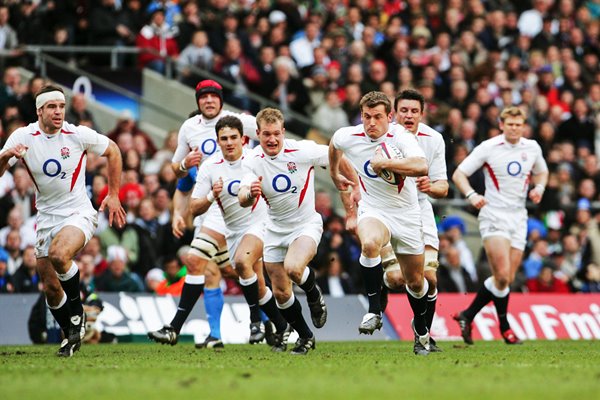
top-left (36, 91), bottom-right (66, 109)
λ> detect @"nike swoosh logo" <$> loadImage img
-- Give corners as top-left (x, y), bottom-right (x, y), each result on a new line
top-left (367, 292), bottom-right (377, 297)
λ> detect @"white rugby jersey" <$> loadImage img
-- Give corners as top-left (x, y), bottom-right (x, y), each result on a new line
top-left (458, 134), bottom-right (548, 209)
top-left (241, 139), bottom-right (328, 228)
top-left (192, 148), bottom-right (266, 234)
top-left (415, 123), bottom-right (447, 202)
top-left (0, 122), bottom-right (109, 217)
top-left (331, 123), bottom-right (425, 211)
top-left (172, 110), bottom-right (258, 164)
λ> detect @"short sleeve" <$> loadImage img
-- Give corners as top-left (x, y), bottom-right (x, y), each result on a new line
top-left (428, 136), bottom-right (448, 182)
top-left (78, 126), bottom-right (109, 156)
top-left (394, 131), bottom-right (425, 159)
top-left (457, 144), bottom-right (488, 177)
top-left (191, 164), bottom-right (212, 199)
top-left (240, 156), bottom-right (259, 187)
top-left (172, 122), bottom-right (192, 163)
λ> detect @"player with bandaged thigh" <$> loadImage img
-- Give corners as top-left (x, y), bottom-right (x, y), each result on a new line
top-left (148, 80), bottom-right (263, 348)
top-left (0, 85), bottom-right (126, 357)
top-left (329, 91), bottom-right (433, 355)
top-left (452, 106), bottom-right (548, 345)
top-left (189, 115), bottom-right (293, 351)
top-left (378, 89), bottom-right (449, 352)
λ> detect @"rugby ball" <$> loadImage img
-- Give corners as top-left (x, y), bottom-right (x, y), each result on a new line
top-left (377, 142), bottom-right (404, 185)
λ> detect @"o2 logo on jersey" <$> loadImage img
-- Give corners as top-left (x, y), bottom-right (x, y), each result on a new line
top-left (227, 180), bottom-right (241, 196)
top-left (362, 161), bottom-right (378, 179)
top-left (507, 161), bottom-right (522, 177)
top-left (42, 159), bottom-right (67, 179)
top-left (272, 174), bottom-right (298, 194)
top-left (201, 139), bottom-right (217, 156)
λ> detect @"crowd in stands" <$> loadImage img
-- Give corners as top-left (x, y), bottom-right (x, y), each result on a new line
top-left (1, 0), bottom-right (600, 297)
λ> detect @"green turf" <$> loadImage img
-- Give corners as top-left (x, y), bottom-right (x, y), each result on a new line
top-left (1, 341), bottom-right (599, 400)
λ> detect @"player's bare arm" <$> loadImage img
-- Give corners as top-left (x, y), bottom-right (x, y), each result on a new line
top-left (416, 177), bottom-right (449, 199)
top-left (238, 176), bottom-right (262, 207)
top-left (171, 147), bottom-right (202, 178)
top-left (190, 177), bottom-right (223, 216)
top-left (171, 189), bottom-right (190, 238)
top-left (528, 170), bottom-right (549, 204)
top-left (0, 144), bottom-right (28, 176)
top-left (99, 140), bottom-right (127, 227)
top-left (370, 147), bottom-right (428, 177)
top-left (453, 168), bottom-right (487, 209)
top-left (328, 143), bottom-right (356, 191)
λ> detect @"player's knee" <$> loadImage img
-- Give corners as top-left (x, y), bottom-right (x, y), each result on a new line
top-left (285, 265), bottom-right (304, 284)
top-left (495, 275), bottom-right (509, 289)
top-left (47, 247), bottom-right (70, 268)
top-left (425, 272), bottom-right (438, 289)
top-left (361, 239), bottom-right (382, 258)
top-left (385, 270), bottom-right (404, 289)
top-left (273, 287), bottom-right (291, 304)
top-left (405, 271), bottom-right (425, 293)
top-left (233, 255), bottom-right (253, 276)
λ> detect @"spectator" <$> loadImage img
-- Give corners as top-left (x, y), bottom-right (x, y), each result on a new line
top-left (11, 245), bottom-right (40, 293)
top-left (0, 166), bottom-right (36, 225)
top-left (154, 254), bottom-right (185, 296)
top-left (0, 66), bottom-right (22, 118)
top-left (0, 4), bottom-right (19, 64)
top-left (0, 247), bottom-right (13, 293)
top-left (177, 30), bottom-right (214, 87)
top-left (65, 93), bottom-right (99, 131)
top-left (136, 7), bottom-right (179, 74)
top-left (213, 37), bottom-right (261, 112)
top-left (523, 239), bottom-right (550, 280)
top-left (527, 265), bottom-right (570, 293)
top-left (440, 215), bottom-right (477, 282)
top-left (438, 245), bottom-right (477, 293)
top-left (313, 89), bottom-right (350, 135)
top-left (145, 267), bottom-right (164, 293)
top-left (96, 245), bottom-right (143, 292)
top-left (316, 252), bottom-right (356, 297)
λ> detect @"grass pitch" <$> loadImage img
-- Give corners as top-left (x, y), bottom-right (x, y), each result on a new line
top-left (1, 340), bottom-right (599, 400)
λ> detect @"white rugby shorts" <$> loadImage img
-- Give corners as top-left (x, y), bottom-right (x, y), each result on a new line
top-left (194, 203), bottom-right (228, 237)
top-left (227, 221), bottom-right (266, 264)
top-left (420, 200), bottom-right (439, 250)
top-left (478, 206), bottom-right (527, 251)
top-left (263, 213), bottom-right (323, 263)
top-left (357, 204), bottom-right (424, 255)
top-left (35, 211), bottom-right (98, 258)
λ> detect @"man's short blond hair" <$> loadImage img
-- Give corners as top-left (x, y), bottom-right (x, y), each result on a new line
top-left (256, 107), bottom-right (284, 130)
top-left (359, 91), bottom-right (392, 114)
top-left (499, 106), bottom-right (527, 122)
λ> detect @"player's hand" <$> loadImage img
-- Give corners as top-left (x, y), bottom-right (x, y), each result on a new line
top-left (7, 144), bottom-right (28, 159)
top-left (370, 148), bottom-right (385, 174)
top-left (332, 173), bottom-right (354, 192)
top-left (416, 176), bottom-right (431, 193)
top-left (528, 186), bottom-right (544, 204)
top-left (468, 193), bottom-right (487, 210)
top-left (171, 214), bottom-right (186, 238)
top-left (213, 177), bottom-right (224, 197)
top-left (99, 194), bottom-right (127, 228)
top-left (184, 147), bottom-right (202, 169)
top-left (249, 176), bottom-right (263, 199)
